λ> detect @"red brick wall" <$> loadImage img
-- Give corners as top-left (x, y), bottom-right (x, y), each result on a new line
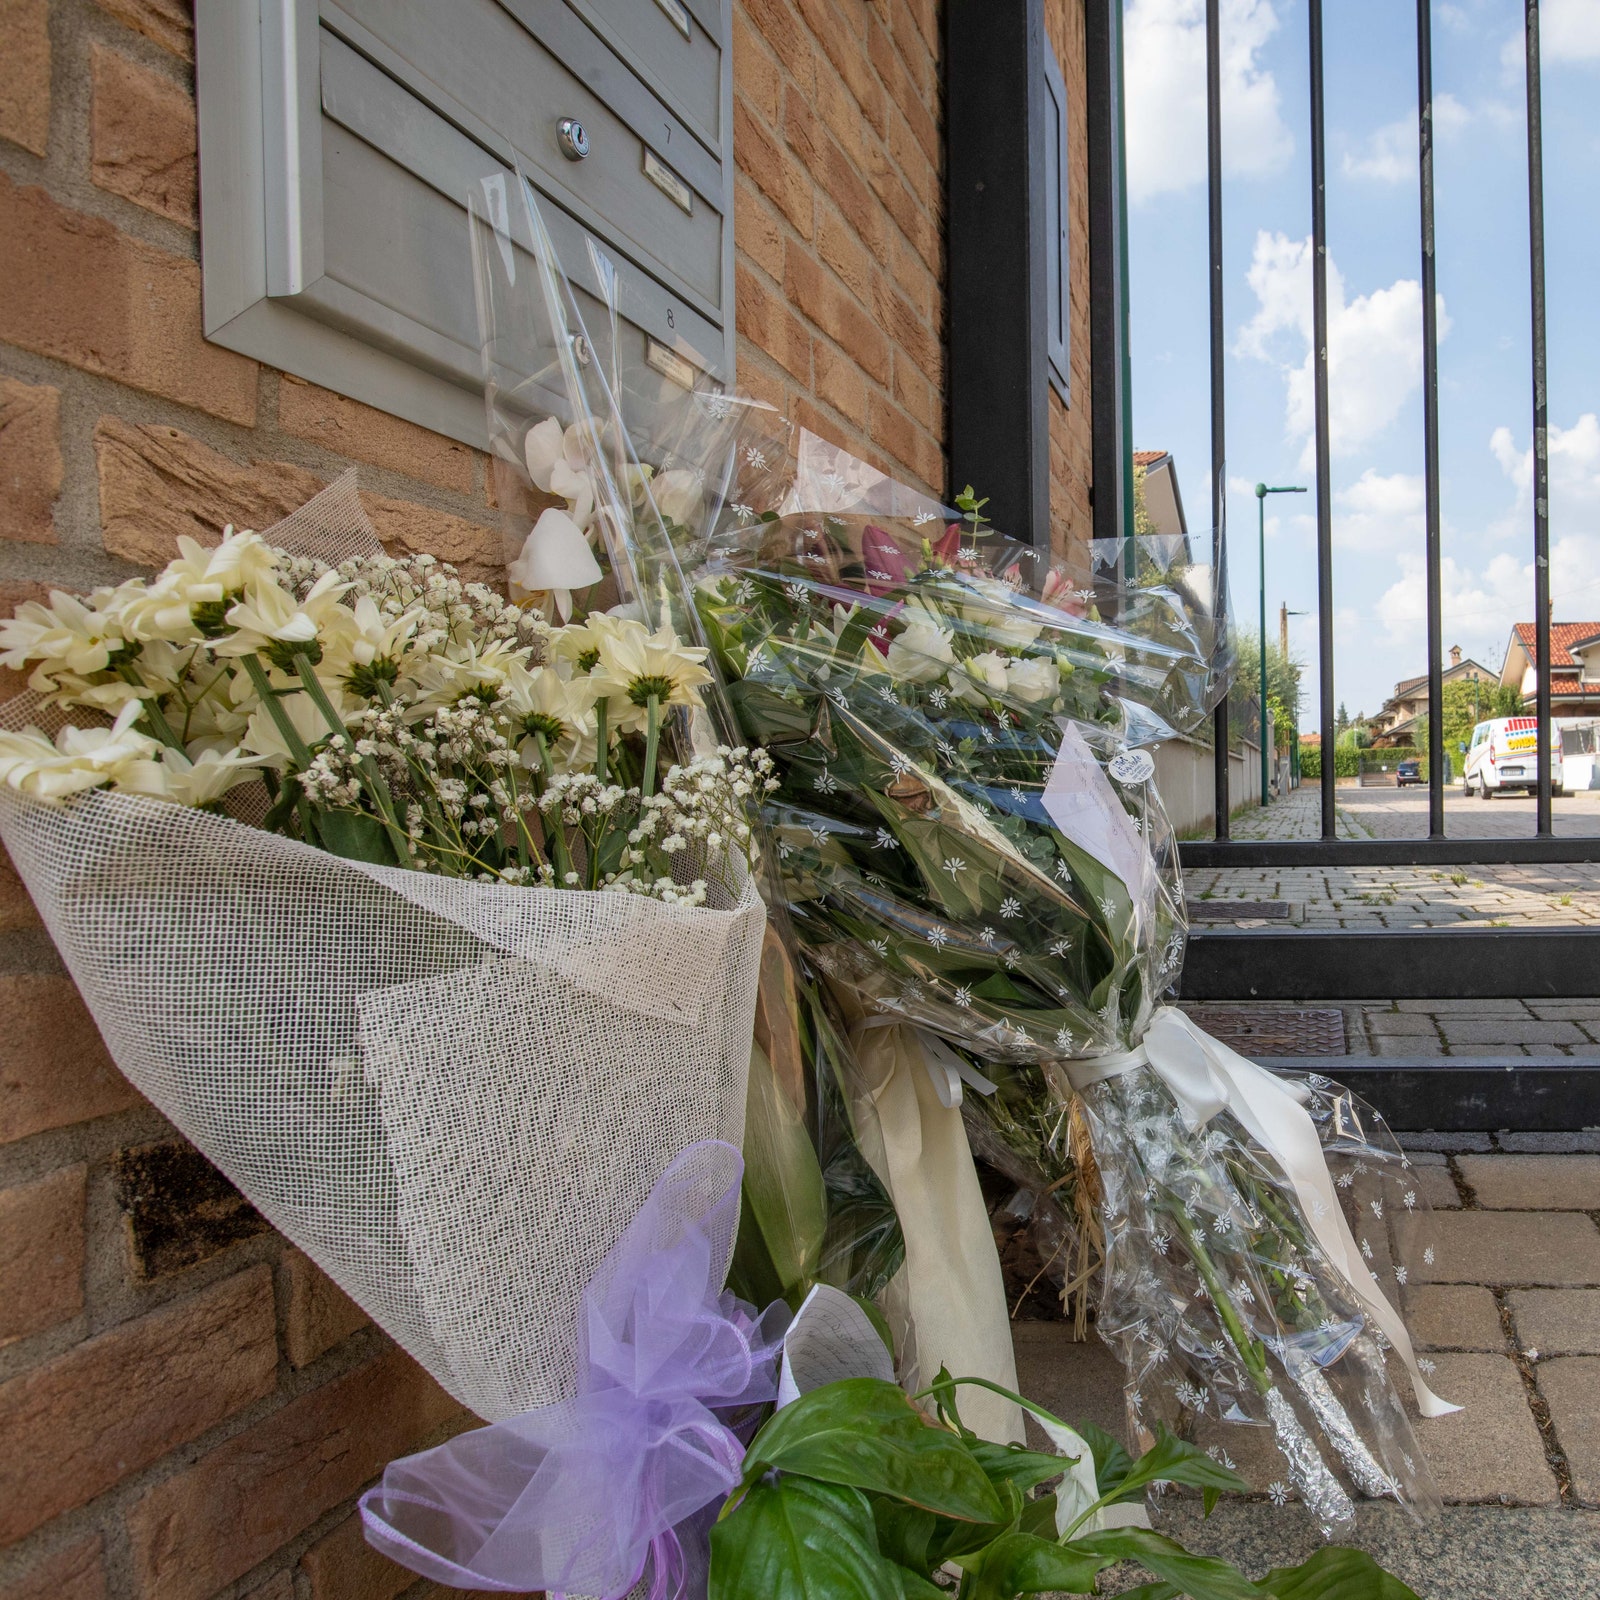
top-left (0, 5), bottom-right (509, 1598)
top-left (729, 0), bottom-right (1094, 564)
top-left (1044, 0), bottom-right (1094, 568)
top-left (732, 0), bottom-right (946, 495)
top-left (0, 2), bottom-right (1097, 1595)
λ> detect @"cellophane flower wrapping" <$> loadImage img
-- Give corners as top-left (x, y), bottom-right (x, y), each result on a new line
top-left (671, 412), bottom-right (1450, 1528)
top-left (0, 476), bottom-right (767, 1427)
top-left (467, 173), bottom-right (906, 1318)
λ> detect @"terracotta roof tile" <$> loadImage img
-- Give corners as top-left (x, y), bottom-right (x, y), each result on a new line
top-left (1511, 622), bottom-right (1600, 669)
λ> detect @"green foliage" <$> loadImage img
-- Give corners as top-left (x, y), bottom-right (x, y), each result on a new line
top-left (708, 1376), bottom-right (1421, 1600)
top-left (1299, 744), bottom-right (1365, 780)
top-left (1416, 677), bottom-right (1523, 759)
top-left (1230, 630), bottom-right (1303, 726)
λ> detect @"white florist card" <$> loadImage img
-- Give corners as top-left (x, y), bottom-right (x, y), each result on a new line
top-left (1042, 721), bottom-right (1158, 931)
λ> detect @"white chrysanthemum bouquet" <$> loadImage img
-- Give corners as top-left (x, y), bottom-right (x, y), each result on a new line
top-left (0, 527), bottom-right (773, 906)
top-left (0, 475), bottom-right (770, 1426)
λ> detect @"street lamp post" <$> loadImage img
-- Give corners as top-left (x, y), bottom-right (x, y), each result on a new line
top-left (1255, 482), bottom-right (1308, 805)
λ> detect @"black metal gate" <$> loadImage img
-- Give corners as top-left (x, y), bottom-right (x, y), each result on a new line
top-left (1077, 1), bottom-right (1599, 1121)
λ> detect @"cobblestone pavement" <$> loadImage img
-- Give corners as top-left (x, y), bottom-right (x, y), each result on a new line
top-left (1183, 997), bottom-right (1600, 1059)
top-left (1015, 1146), bottom-right (1600, 1596)
top-left (1187, 783), bottom-right (1600, 930)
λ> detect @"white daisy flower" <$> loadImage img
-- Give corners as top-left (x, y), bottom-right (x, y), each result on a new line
top-left (999, 897), bottom-right (1022, 918)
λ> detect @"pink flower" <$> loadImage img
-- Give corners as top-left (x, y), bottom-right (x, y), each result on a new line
top-left (861, 524), bottom-right (909, 598)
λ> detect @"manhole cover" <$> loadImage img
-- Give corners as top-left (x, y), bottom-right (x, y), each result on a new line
top-left (1186, 899), bottom-right (1295, 922)
top-left (1180, 1005), bottom-right (1347, 1057)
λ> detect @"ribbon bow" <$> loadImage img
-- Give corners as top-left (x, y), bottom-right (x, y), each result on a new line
top-left (1069, 1006), bottom-right (1460, 1420)
top-left (360, 1141), bottom-right (788, 1598)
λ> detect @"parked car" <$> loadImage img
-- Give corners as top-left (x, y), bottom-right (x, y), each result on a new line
top-left (1463, 716), bottom-right (1564, 798)
top-left (1396, 757), bottom-right (1423, 786)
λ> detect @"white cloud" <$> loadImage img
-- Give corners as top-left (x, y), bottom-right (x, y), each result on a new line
top-left (1236, 232), bottom-right (1451, 469)
top-left (1547, 0), bottom-right (1600, 60)
top-left (1487, 414), bottom-right (1600, 616)
top-left (1123, 0), bottom-right (1294, 204)
top-left (1502, 0), bottom-right (1600, 72)
top-left (1490, 412), bottom-right (1600, 531)
top-left (1342, 96), bottom-right (1470, 183)
top-left (1334, 470), bottom-right (1424, 552)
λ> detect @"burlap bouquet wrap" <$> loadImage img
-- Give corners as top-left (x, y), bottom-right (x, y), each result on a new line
top-left (0, 732), bottom-right (765, 1424)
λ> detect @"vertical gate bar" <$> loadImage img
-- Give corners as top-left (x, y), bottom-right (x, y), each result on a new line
top-left (1207, 0), bottom-right (1229, 839)
top-left (1418, 0), bottom-right (1445, 836)
top-left (1525, 0), bottom-right (1553, 834)
top-left (1309, 0), bottom-right (1336, 837)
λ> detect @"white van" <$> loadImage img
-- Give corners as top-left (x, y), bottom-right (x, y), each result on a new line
top-left (1463, 716), bottom-right (1564, 798)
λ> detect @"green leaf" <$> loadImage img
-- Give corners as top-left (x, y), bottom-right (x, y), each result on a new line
top-left (1071, 1529), bottom-right (1265, 1600)
top-left (868, 1498), bottom-right (938, 1573)
top-left (709, 1477), bottom-right (913, 1600)
top-left (1262, 1546), bottom-right (1422, 1600)
top-left (1111, 1586), bottom-right (1182, 1600)
top-left (312, 809), bottom-right (397, 865)
top-left (929, 1366), bottom-right (974, 1440)
top-left (743, 1379), bottom-right (1004, 1524)
top-left (1107, 1426), bottom-right (1250, 1504)
top-left (1070, 1418), bottom-right (1133, 1496)
top-left (729, 678), bottom-right (815, 745)
top-left (958, 1533), bottom-right (1108, 1598)
top-left (736, 1041), bottom-right (827, 1303)
top-left (968, 1441), bottom-right (1071, 1495)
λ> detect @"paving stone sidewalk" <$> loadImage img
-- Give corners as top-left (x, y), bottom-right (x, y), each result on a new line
top-left (1184, 996), bottom-right (1600, 1060)
top-left (1015, 1149), bottom-right (1600, 1596)
top-left (1188, 784), bottom-right (1600, 931)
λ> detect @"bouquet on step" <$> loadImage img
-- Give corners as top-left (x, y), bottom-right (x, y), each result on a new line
top-left (677, 415), bottom-right (1457, 1531)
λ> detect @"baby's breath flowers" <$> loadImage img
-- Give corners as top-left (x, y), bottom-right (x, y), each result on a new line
top-left (0, 526), bottom-right (773, 904)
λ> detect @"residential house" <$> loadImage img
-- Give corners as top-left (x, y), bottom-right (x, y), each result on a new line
top-left (1370, 646), bottom-right (1496, 745)
top-left (1500, 624), bottom-right (1600, 719)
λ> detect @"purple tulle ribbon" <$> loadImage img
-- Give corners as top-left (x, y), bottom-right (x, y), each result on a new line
top-left (360, 1141), bottom-right (788, 1598)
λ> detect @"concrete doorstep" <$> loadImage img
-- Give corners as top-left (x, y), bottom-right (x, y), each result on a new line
top-left (1012, 1151), bottom-right (1600, 1598)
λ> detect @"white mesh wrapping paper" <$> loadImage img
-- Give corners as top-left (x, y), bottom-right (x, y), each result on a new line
top-left (0, 771), bottom-right (764, 1423)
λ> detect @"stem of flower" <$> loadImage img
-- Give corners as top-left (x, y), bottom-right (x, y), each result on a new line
top-left (116, 664), bottom-right (184, 750)
top-left (292, 653), bottom-right (413, 868)
top-left (241, 655), bottom-right (313, 767)
top-left (594, 698), bottom-right (609, 784)
top-left (1166, 1202), bottom-right (1272, 1398)
top-left (534, 732), bottom-right (572, 883)
top-left (642, 694), bottom-right (661, 799)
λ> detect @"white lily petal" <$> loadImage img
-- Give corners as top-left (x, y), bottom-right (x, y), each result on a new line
top-left (523, 417), bottom-right (565, 492)
top-left (507, 507), bottom-right (603, 597)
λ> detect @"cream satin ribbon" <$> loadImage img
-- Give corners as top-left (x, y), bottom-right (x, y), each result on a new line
top-left (848, 1020), bottom-right (1026, 1444)
top-left (1067, 1006), bottom-right (1460, 1420)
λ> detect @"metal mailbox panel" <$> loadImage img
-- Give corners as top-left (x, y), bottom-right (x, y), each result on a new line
top-left (195, 0), bottom-right (732, 450)
top-left (332, 0), bottom-right (722, 315)
top-left (565, 0), bottom-right (723, 150)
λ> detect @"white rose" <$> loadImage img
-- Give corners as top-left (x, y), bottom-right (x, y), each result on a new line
top-left (652, 468), bottom-right (703, 529)
top-left (962, 577), bottom-right (1044, 650)
top-left (885, 617), bottom-right (955, 682)
top-left (952, 650), bottom-right (1011, 702)
top-left (1005, 655), bottom-right (1059, 705)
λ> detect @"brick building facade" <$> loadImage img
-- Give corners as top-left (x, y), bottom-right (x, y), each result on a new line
top-left (0, 3), bottom-right (1096, 1597)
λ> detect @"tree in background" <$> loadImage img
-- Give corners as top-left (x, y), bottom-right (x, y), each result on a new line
top-left (1336, 701), bottom-right (1350, 734)
top-left (1230, 629), bottom-right (1303, 751)
top-left (1416, 680), bottom-right (1523, 763)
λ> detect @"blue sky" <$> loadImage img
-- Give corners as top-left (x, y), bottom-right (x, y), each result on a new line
top-left (1123, 0), bottom-right (1600, 721)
